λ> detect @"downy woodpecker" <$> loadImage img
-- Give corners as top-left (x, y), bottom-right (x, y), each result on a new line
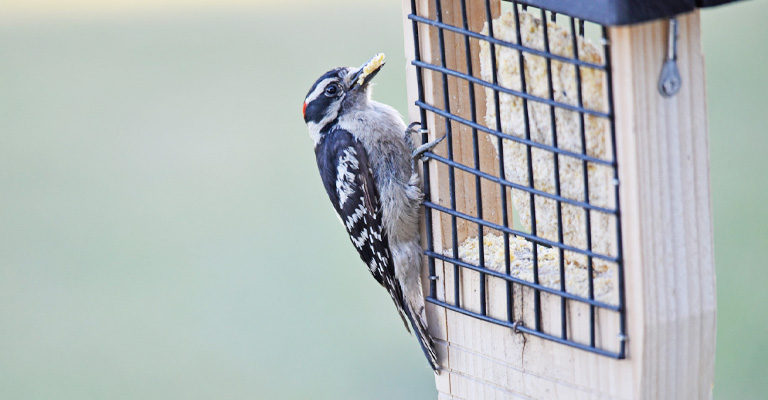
top-left (302, 54), bottom-right (440, 372)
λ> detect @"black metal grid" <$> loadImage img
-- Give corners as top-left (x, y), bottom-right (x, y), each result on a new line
top-left (408, 0), bottom-right (626, 358)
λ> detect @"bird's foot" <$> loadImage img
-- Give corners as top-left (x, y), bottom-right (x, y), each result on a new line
top-left (411, 134), bottom-right (446, 161)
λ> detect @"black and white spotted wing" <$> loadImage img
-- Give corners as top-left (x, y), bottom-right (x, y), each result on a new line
top-left (315, 128), bottom-right (410, 331)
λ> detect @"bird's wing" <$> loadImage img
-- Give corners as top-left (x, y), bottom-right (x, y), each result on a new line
top-left (315, 128), bottom-right (411, 332)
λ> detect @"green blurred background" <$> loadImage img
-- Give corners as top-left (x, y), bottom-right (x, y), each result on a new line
top-left (0, 1), bottom-right (765, 399)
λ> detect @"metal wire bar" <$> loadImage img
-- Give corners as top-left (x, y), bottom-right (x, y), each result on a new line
top-left (433, 0), bottom-right (462, 310)
top-left (419, 152), bottom-right (617, 225)
top-left (408, 14), bottom-right (606, 71)
top-left (603, 25), bottom-right (627, 359)
top-left (509, 1), bottom-right (542, 332)
top-left (412, 60), bottom-right (611, 119)
top-left (570, 15), bottom-right (596, 348)
top-left (484, 0), bottom-right (515, 324)
top-left (416, 100), bottom-right (614, 166)
top-left (426, 297), bottom-right (622, 358)
top-left (409, 0), bottom-right (437, 299)
top-left (540, 7), bottom-right (568, 341)
top-left (459, 0), bottom-right (488, 317)
top-left (424, 200), bottom-right (619, 262)
top-left (425, 250), bottom-right (620, 311)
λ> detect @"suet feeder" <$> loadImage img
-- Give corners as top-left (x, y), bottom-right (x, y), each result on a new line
top-left (401, 0), bottom-right (739, 398)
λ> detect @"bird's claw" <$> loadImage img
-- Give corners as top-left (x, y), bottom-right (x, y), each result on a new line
top-left (411, 134), bottom-right (446, 161)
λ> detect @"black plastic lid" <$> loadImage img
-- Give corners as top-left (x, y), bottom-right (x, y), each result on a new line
top-left (514, 0), bottom-right (745, 26)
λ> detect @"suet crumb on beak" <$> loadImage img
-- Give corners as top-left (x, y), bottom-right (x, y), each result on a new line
top-left (357, 53), bottom-right (385, 86)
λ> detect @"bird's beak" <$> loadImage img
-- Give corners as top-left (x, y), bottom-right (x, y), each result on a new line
top-left (348, 53), bottom-right (386, 91)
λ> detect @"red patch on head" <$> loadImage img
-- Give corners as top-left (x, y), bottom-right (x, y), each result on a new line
top-left (302, 102), bottom-right (307, 119)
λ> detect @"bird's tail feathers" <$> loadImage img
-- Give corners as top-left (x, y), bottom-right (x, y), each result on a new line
top-left (403, 302), bottom-right (440, 374)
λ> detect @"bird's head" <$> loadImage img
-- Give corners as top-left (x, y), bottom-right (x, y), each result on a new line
top-left (302, 54), bottom-right (385, 139)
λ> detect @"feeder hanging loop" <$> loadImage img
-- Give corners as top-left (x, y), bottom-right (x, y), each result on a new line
top-left (658, 18), bottom-right (682, 97)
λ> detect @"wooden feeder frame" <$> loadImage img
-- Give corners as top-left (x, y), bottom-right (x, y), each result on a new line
top-left (401, 0), bottom-right (717, 398)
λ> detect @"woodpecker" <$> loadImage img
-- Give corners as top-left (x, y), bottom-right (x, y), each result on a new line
top-left (302, 54), bottom-right (440, 373)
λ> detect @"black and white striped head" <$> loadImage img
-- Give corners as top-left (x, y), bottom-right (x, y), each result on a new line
top-left (302, 55), bottom-right (385, 144)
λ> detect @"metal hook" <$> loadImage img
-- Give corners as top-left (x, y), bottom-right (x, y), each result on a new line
top-left (658, 18), bottom-right (682, 97)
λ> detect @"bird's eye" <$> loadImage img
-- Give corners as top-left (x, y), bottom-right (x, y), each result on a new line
top-left (325, 83), bottom-right (340, 97)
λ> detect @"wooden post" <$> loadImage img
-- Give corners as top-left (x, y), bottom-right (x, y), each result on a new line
top-left (402, 2), bottom-right (716, 398)
top-left (611, 10), bottom-right (717, 399)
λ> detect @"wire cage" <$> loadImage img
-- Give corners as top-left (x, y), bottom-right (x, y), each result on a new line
top-left (408, 0), bottom-right (626, 358)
